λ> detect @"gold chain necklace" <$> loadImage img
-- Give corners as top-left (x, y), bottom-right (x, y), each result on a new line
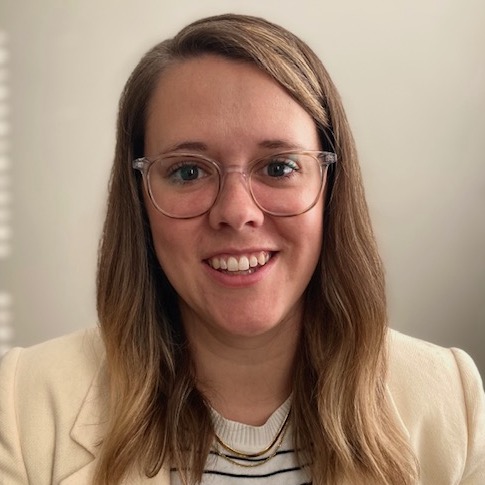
top-left (212, 409), bottom-right (291, 468)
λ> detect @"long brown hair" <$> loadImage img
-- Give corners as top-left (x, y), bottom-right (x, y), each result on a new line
top-left (96, 13), bottom-right (418, 484)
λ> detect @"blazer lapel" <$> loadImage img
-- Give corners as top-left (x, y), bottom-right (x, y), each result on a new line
top-left (385, 384), bottom-right (411, 440)
top-left (59, 365), bottom-right (107, 484)
top-left (59, 366), bottom-right (170, 484)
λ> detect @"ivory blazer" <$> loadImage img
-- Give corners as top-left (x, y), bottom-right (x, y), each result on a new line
top-left (1, 327), bottom-right (484, 484)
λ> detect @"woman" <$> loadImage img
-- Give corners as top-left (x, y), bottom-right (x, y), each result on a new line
top-left (1, 13), bottom-right (484, 485)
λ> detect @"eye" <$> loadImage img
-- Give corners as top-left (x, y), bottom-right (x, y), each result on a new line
top-left (173, 164), bottom-right (203, 181)
top-left (163, 158), bottom-right (213, 184)
top-left (263, 157), bottom-right (299, 178)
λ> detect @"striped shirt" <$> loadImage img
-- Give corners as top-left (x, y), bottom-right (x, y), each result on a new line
top-left (171, 398), bottom-right (311, 484)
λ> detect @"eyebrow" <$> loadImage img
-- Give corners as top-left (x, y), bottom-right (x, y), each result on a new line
top-left (165, 141), bottom-right (209, 152)
top-left (258, 139), bottom-right (306, 151)
top-left (165, 139), bottom-right (305, 153)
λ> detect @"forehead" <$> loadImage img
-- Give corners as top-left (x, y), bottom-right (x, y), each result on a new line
top-left (144, 55), bottom-right (319, 157)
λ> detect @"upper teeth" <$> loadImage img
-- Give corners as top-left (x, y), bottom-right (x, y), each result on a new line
top-left (209, 252), bottom-right (270, 272)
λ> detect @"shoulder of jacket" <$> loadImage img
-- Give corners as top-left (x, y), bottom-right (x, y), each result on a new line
top-left (19, 326), bottom-right (104, 361)
top-left (387, 329), bottom-right (459, 389)
top-left (3, 327), bottom-right (105, 405)
top-left (385, 329), bottom-right (479, 422)
top-left (387, 329), bottom-right (455, 368)
top-left (386, 331), bottom-right (485, 482)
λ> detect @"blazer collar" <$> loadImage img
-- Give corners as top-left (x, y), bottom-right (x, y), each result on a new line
top-left (60, 364), bottom-right (170, 484)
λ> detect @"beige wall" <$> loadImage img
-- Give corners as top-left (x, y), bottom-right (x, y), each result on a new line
top-left (1, 0), bottom-right (484, 374)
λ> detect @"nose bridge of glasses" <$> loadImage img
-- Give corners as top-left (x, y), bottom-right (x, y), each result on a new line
top-left (222, 164), bottom-right (250, 177)
top-left (219, 164), bottom-right (251, 189)
top-left (216, 164), bottom-right (256, 208)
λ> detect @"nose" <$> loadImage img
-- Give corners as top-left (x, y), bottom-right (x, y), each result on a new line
top-left (208, 168), bottom-right (265, 230)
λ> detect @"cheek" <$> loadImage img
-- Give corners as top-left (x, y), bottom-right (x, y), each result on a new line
top-left (144, 190), bottom-right (176, 251)
top-left (298, 199), bottom-right (324, 244)
top-left (145, 206), bottom-right (178, 267)
top-left (145, 207), bottom-right (199, 278)
top-left (150, 220), bottom-right (179, 259)
top-left (295, 206), bottom-right (324, 271)
top-left (278, 208), bottom-right (323, 278)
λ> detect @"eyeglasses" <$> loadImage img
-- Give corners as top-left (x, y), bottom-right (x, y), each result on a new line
top-left (132, 150), bottom-right (337, 219)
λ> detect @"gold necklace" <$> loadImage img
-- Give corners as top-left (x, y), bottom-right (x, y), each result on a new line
top-left (212, 409), bottom-right (291, 468)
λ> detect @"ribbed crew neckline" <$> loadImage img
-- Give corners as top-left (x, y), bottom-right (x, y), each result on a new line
top-left (209, 396), bottom-right (292, 454)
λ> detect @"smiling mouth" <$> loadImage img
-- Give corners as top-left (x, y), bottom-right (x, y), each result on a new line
top-left (207, 251), bottom-right (272, 274)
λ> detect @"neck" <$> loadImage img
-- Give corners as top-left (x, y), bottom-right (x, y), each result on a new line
top-left (183, 314), bottom-right (301, 426)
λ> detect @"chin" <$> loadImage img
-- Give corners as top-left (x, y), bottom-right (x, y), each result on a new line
top-left (218, 313), bottom-right (297, 340)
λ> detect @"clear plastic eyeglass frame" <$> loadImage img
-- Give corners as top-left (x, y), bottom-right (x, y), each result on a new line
top-left (132, 150), bottom-right (337, 219)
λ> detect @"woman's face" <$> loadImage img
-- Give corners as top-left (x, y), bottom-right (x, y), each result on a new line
top-left (144, 55), bottom-right (324, 341)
